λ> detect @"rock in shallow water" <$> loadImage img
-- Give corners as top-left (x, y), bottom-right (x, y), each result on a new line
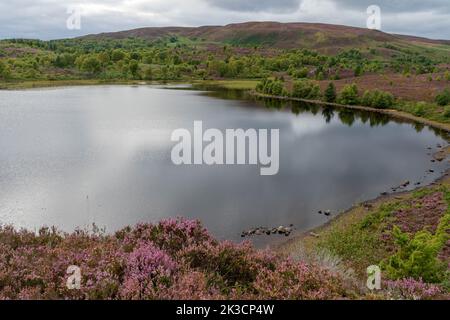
top-left (241, 224), bottom-right (295, 238)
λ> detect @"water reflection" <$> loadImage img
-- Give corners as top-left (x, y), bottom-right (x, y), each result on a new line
top-left (252, 97), bottom-right (395, 128)
top-left (0, 85), bottom-right (448, 247)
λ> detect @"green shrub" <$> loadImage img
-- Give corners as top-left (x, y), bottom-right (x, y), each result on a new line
top-left (338, 84), bottom-right (359, 105)
top-left (80, 56), bottom-right (102, 74)
top-left (294, 67), bottom-right (309, 79)
top-left (361, 89), bottom-right (395, 109)
top-left (382, 208), bottom-right (450, 284)
top-left (354, 65), bottom-right (363, 77)
top-left (316, 72), bottom-right (324, 81)
top-left (111, 49), bottom-right (126, 62)
top-left (412, 102), bottom-right (427, 116)
top-left (255, 78), bottom-right (287, 96)
top-left (435, 88), bottom-right (450, 106)
top-left (291, 80), bottom-right (321, 100)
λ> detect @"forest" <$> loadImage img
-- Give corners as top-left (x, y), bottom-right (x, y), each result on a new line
top-left (0, 36), bottom-right (448, 83)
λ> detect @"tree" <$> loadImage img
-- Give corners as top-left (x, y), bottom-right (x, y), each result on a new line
top-left (98, 52), bottom-right (111, 66)
top-left (111, 49), bottom-right (126, 62)
top-left (54, 53), bottom-right (75, 68)
top-left (0, 60), bottom-right (12, 80)
top-left (316, 71), bottom-right (324, 81)
top-left (338, 84), bottom-right (359, 105)
top-left (130, 51), bottom-right (141, 61)
top-left (161, 66), bottom-right (168, 80)
top-left (270, 80), bottom-right (284, 96)
top-left (128, 60), bottom-right (139, 78)
top-left (435, 88), bottom-right (450, 106)
top-left (354, 64), bottom-right (363, 77)
top-left (296, 67), bottom-right (309, 79)
top-left (256, 78), bottom-right (286, 96)
top-left (361, 89), bottom-right (395, 109)
top-left (144, 66), bottom-right (153, 80)
top-left (81, 56), bottom-right (102, 74)
top-left (292, 80), bottom-right (320, 100)
top-left (324, 82), bottom-right (337, 103)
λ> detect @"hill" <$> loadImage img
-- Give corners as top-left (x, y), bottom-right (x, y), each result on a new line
top-left (82, 21), bottom-right (450, 52)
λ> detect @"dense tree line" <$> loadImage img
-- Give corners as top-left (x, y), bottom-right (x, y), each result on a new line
top-left (1, 36), bottom-right (449, 82)
top-left (256, 79), bottom-right (397, 109)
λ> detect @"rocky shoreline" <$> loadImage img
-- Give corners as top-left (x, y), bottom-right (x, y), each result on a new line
top-left (241, 225), bottom-right (295, 238)
top-left (247, 145), bottom-right (449, 246)
top-left (275, 147), bottom-right (450, 255)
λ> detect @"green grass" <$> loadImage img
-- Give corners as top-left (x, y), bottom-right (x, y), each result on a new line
top-left (397, 100), bottom-right (450, 124)
top-left (0, 79), bottom-right (260, 91)
top-left (192, 79), bottom-right (259, 90)
top-left (316, 202), bottom-right (401, 277)
top-left (0, 79), bottom-right (146, 90)
top-left (315, 183), bottom-right (450, 282)
top-left (224, 33), bottom-right (279, 47)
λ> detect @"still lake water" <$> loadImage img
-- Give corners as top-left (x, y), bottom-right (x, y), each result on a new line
top-left (0, 85), bottom-right (448, 244)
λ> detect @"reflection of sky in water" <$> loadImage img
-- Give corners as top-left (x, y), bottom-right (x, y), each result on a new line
top-left (0, 86), bottom-right (448, 246)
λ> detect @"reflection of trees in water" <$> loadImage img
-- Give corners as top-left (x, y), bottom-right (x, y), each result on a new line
top-left (414, 123), bottom-right (425, 133)
top-left (263, 98), bottom-right (286, 110)
top-left (322, 107), bottom-right (334, 123)
top-left (212, 90), bottom-right (448, 142)
top-left (270, 98), bottom-right (393, 128)
top-left (334, 109), bottom-right (390, 127)
top-left (203, 88), bottom-right (247, 100)
top-left (430, 127), bottom-right (449, 140)
top-left (338, 110), bottom-right (355, 127)
top-left (359, 111), bottom-right (369, 124)
top-left (307, 103), bottom-right (320, 116)
top-left (291, 101), bottom-right (393, 128)
top-left (409, 122), bottom-right (448, 141)
top-left (290, 101), bottom-right (320, 115)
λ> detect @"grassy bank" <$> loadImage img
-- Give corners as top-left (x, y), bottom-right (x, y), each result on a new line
top-left (0, 79), bottom-right (153, 90)
top-left (277, 169), bottom-right (450, 298)
top-left (191, 79), bottom-right (258, 90)
top-left (0, 79), bottom-right (259, 91)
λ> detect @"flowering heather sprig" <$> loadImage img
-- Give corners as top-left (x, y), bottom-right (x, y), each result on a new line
top-left (0, 219), bottom-right (444, 300)
top-left (253, 258), bottom-right (347, 300)
top-left (120, 242), bottom-right (177, 299)
top-left (117, 218), bottom-right (213, 255)
top-left (160, 271), bottom-right (223, 300)
top-left (386, 278), bottom-right (443, 300)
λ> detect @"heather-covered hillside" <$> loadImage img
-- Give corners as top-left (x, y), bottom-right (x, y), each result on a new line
top-left (0, 214), bottom-right (447, 300)
top-left (83, 22), bottom-right (450, 52)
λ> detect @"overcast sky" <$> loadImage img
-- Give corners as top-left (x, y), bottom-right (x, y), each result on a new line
top-left (0, 0), bottom-right (449, 40)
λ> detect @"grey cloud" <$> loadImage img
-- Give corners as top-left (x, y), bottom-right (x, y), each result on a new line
top-left (332, 0), bottom-right (450, 13)
top-left (206, 0), bottom-right (301, 13)
top-left (0, 0), bottom-right (449, 40)
top-left (327, 0), bottom-right (450, 39)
